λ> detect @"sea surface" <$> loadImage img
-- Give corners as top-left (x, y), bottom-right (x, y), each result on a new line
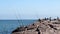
top-left (0, 20), bottom-right (36, 34)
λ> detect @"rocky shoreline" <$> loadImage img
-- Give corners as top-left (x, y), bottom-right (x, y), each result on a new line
top-left (12, 17), bottom-right (60, 34)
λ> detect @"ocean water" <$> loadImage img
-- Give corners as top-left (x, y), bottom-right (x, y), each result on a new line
top-left (0, 20), bottom-right (36, 34)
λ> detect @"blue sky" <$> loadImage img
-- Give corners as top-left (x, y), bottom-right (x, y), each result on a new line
top-left (0, 0), bottom-right (60, 19)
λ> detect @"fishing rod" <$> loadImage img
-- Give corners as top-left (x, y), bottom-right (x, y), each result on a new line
top-left (15, 8), bottom-right (24, 27)
top-left (14, 9), bottom-right (20, 27)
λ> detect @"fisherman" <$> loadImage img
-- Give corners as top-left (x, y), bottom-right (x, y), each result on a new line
top-left (57, 17), bottom-right (59, 20)
top-left (49, 17), bottom-right (51, 21)
top-left (38, 19), bottom-right (41, 23)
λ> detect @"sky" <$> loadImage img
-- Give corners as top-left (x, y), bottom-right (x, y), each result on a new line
top-left (0, 0), bottom-right (60, 20)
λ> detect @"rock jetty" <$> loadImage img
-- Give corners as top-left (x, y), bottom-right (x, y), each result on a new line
top-left (12, 17), bottom-right (60, 34)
